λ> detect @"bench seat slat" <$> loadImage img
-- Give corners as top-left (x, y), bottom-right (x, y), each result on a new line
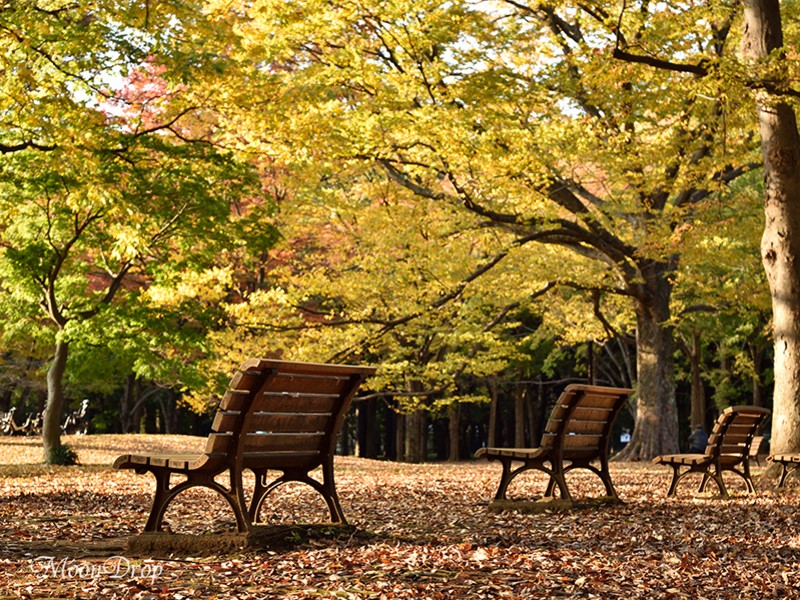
top-left (243, 450), bottom-right (320, 459)
top-left (219, 390), bottom-right (251, 412)
top-left (250, 413), bottom-right (331, 433)
top-left (709, 432), bottom-right (753, 445)
top-left (727, 420), bottom-right (762, 430)
top-left (729, 414), bottom-right (763, 426)
top-left (770, 453), bottom-right (800, 464)
top-left (571, 393), bottom-right (624, 409)
top-left (242, 452), bottom-right (324, 469)
top-left (541, 433), bottom-right (604, 449)
top-left (562, 434), bottom-right (604, 448)
top-left (228, 369), bottom-right (269, 393)
top-left (205, 432), bottom-right (234, 454)
top-left (717, 442), bottom-right (748, 452)
top-left (475, 447), bottom-right (548, 460)
top-left (113, 453), bottom-right (224, 471)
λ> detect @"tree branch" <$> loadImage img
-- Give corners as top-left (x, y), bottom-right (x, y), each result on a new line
top-left (611, 47), bottom-right (709, 75)
top-left (481, 282), bottom-right (556, 332)
top-left (0, 140), bottom-right (57, 154)
top-left (745, 78), bottom-right (800, 99)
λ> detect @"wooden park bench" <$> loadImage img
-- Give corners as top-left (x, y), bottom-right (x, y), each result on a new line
top-left (475, 384), bottom-right (634, 503)
top-left (653, 405), bottom-right (770, 498)
top-left (114, 359), bottom-right (376, 533)
top-left (767, 453), bottom-right (800, 488)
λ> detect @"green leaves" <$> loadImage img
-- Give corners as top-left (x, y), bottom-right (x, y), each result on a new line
top-left (0, 0), bottom-right (774, 431)
top-left (0, 0), bottom-right (279, 415)
top-left (180, 0), bottom-right (768, 439)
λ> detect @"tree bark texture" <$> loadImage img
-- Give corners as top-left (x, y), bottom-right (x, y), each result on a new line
top-left (404, 409), bottom-right (427, 463)
top-left (742, 0), bottom-right (800, 454)
top-left (42, 341), bottom-right (69, 463)
top-left (616, 269), bottom-right (679, 460)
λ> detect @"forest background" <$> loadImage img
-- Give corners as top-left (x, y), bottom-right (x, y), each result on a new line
top-left (1, 0), bottom-right (798, 465)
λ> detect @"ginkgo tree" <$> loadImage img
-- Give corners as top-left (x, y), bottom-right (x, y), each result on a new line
top-left (195, 166), bottom-right (639, 461)
top-left (192, 173), bottom-right (557, 461)
top-left (207, 0), bottom-right (764, 458)
top-left (606, 0), bottom-right (800, 457)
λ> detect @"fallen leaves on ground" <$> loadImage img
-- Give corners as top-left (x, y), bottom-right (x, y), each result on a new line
top-left (1, 435), bottom-right (799, 599)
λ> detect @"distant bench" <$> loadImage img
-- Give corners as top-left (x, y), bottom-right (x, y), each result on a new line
top-left (476, 384), bottom-right (634, 503)
top-left (653, 406), bottom-right (770, 498)
top-left (114, 359), bottom-right (376, 533)
top-left (767, 453), bottom-right (800, 488)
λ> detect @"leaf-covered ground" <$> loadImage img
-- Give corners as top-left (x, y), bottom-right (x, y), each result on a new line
top-left (1, 435), bottom-right (799, 599)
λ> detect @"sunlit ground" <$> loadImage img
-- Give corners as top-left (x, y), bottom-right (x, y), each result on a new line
top-left (1, 435), bottom-right (799, 599)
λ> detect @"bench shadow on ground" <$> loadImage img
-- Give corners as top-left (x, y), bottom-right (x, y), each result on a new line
top-left (0, 485), bottom-right (380, 559)
top-left (1, 523), bottom-right (375, 559)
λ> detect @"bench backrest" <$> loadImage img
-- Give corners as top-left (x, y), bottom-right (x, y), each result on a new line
top-left (204, 359), bottom-right (376, 471)
top-left (705, 405), bottom-right (770, 460)
top-left (540, 384), bottom-right (634, 459)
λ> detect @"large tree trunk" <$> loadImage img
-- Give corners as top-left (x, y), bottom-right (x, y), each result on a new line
top-left (742, 0), bottom-right (800, 455)
top-left (42, 341), bottom-right (68, 463)
top-left (404, 409), bottom-right (427, 463)
top-left (616, 271), bottom-right (679, 460)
